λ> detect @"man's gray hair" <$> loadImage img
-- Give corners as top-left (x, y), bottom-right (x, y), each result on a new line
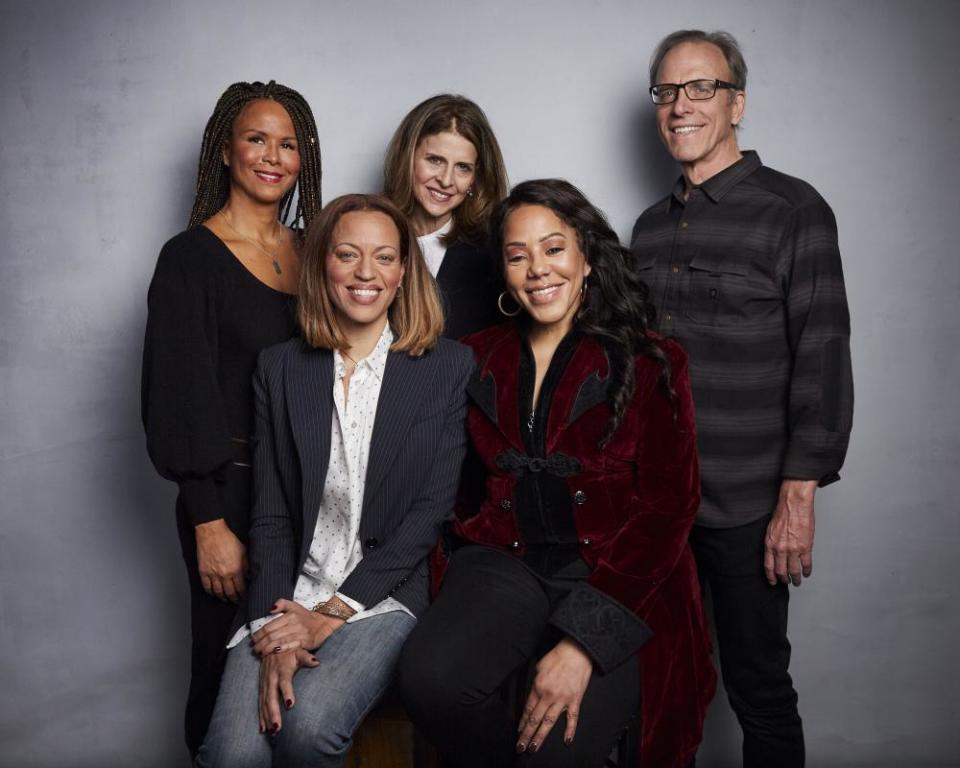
top-left (648, 30), bottom-right (748, 90)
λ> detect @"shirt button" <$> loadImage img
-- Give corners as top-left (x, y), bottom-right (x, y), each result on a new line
top-left (665, 313), bottom-right (672, 321)
top-left (573, 490), bottom-right (587, 505)
top-left (672, 265), bottom-right (679, 273)
top-left (510, 541), bottom-right (521, 550)
top-left (500, 499), bottom-right (512, 511)
top-left (681, 221), bottom-right (688, 229)
top-left (364, 537), bottom-right (378, 549)
top-left (351, 422), bottom-right (357, 428)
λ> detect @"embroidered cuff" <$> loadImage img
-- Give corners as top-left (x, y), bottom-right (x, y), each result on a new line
top-left (549, 583), bottom-right (653, 674)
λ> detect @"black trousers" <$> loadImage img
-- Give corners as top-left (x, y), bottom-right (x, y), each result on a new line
top-left (690, 516), bottom-right (804, 768)
top-left (399, 545), bottom-right (638, 768)
top-left (175, 501), bottom-right (239, 758)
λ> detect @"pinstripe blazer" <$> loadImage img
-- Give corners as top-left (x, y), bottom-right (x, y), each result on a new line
top-left (235, 335), bottom-right (474, 631)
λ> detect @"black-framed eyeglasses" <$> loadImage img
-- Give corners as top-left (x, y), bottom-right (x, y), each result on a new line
top-left (649, 79), bottom-right (739, 105)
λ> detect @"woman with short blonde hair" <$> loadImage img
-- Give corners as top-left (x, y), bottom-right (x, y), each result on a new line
top-left (298, 194), bottom-right (443, 356)
top-left (198, 193), bottom-right (474, 767)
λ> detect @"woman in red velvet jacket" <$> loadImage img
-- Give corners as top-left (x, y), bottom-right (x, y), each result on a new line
top-left (399, 179), bottom-right (716, 768)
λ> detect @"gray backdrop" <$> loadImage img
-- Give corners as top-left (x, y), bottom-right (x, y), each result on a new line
top-left (1, 1), bottom-right (957, 766)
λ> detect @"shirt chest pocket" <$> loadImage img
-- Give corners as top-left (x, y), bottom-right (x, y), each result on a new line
top-left (683, 251), bottom-right (774, 327)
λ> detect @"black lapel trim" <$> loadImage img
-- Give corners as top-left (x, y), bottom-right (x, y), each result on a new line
top-left (466, 368), bottom-right (498, 427)
top-left (567, 366), bottom-right (610, 427)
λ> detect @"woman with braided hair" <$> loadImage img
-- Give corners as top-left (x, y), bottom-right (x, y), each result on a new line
top-left (399, 179), bottom-right (716, 767)
top-left (141, 80), bottom-right (322, 757)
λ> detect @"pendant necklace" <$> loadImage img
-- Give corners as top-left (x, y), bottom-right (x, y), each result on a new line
top-left (218, 210), bottom-right (284, 275)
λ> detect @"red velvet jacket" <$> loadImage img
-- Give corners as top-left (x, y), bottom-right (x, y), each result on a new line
top-left (433, 324), bottom-right (716, 767)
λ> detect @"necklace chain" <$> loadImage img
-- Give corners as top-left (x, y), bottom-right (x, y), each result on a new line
top-left (218, 209), bottom-right (284, 275)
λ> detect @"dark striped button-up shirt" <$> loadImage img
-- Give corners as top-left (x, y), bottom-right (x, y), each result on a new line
top-left (631, 151), bottom-right (853, 528)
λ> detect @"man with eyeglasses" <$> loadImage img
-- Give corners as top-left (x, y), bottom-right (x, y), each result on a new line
top-left (631, 30), bottom-right (853, 767)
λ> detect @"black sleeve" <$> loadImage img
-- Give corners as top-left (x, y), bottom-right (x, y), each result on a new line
top-left (549, 582), bottom-right (653, 674)
top-left (141, 234), bottom-right (232, 526)
top-left (778, 198), bottom-right (854, 485)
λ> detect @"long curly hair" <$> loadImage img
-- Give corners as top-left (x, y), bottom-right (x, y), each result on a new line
top-left (489, 178), bottom-right (673, 445)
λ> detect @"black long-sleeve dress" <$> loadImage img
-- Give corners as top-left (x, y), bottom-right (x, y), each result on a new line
top-left (141, 225), bottom-right (297, 755)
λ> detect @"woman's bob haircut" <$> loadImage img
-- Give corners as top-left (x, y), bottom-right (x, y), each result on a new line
top-left (298, 193), bottom-right (444, 356)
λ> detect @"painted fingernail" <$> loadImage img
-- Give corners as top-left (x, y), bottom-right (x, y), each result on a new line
top-left (310, 656), bottom-right (318, 663)
top-left (273, 646), bottom-right (282, 654)
top-left (273, 722), bottom-right (280, 733)
top-left (565, 736), bottom-right (573, 746)
top-left (285, 698), bottom-right (293, 709)
top-left (529, 741), bottom-right (539, 753)
top-left (272, 603), bottom-right (278, 611)
top-left (516, 742), bottom-right (526, 753)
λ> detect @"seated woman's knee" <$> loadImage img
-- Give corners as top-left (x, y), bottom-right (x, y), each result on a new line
top-left (398, 629), bottom-right (473, 715)
top-left (275, 697), bottom-right (355, 761)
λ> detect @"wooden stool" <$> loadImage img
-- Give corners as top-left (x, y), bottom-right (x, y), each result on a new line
top-left (345, 687), bottom-right (438, 768)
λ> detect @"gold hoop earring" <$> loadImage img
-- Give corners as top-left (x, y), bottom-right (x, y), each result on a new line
top-left (497, 291), bottom-right (521, 317)
top-left (575, 279), bottom-right (590, 320)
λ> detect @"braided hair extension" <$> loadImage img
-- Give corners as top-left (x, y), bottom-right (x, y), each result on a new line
top-left (489, 179), bottom-right (674, 446)
top-left (188, 80), bottom-right (322, 230)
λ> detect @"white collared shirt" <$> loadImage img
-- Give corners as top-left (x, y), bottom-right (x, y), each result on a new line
top-left (417, 219), bottom-right (452, 278)
top-left (228, 324), bottom-right (410, 649)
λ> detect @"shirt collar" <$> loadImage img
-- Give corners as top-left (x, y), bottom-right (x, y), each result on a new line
top-left (334, 324), bottom-right (394, 382)
top-left (670, 150), bottom-right (763, 206)
top-left (417, 218), bottom-right (453, 245)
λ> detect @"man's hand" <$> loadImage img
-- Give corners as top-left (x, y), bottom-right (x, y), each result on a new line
top-left (251, 598), bottom-right (344, 657)
top-left (516, 637), bottom-right (593, 753)
top-left (258, 648), bottom-right (320, 734)
top-left (195, 518), bottom-right (247, 603)
top-left (764, 479), bottom-right (817, 586)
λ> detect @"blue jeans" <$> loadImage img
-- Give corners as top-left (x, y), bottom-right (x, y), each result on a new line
top-left (196, 611), bottom-right (415, 768)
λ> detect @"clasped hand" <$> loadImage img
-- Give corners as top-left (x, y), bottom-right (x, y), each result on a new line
top-left (258, 647), bottom-right (319, 734)
top-left (251, 598), bottom-right (344, 657)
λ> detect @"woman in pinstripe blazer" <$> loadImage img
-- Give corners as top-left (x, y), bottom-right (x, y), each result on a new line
top-left (197, 194), bottom-right (474, 768)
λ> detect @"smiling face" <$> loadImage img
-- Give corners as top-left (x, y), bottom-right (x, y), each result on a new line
top-left (655, 41), bottom-right (745, 186)
top-left (502, 205), bottom-right (591, 336)
top-left (223, 98), bottom-right (301, 207)
top-left (410, 130), bottom-right (477, 234)
top-left (325, 210), bottom-right (405, 336)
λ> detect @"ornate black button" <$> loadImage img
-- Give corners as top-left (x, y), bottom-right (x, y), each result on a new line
top-left (573, 490), bottom-right (587, 505)
top-left (510, 541), bottom-right (520, 550)
top-left (500, 499), bottom-right (512, 511)
top-left (580, 537), bottom-right (592, 546)
top-left (364, 537), bottom-right (379, 549)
